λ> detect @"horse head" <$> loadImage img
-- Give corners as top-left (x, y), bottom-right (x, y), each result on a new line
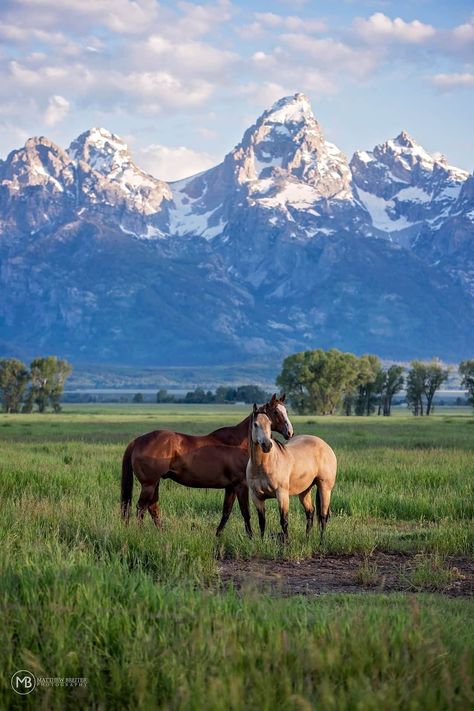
top-left (251, 404), bottom-right (273, 453)
top-left (262, 393), bottom-right (293, 440)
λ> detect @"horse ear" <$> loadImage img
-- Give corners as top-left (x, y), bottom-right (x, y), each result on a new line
top-left (253, 403), bottom-right (258, 415)
top-left (270, 393), bottom-right (276, 404)
top-left (280, 393), bottom-right (286, 403)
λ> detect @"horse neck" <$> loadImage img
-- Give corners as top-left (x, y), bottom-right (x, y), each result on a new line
top-left (212, 415), bottom-right (251, 447)
top-left (248, 437), bottom-right (275, 474)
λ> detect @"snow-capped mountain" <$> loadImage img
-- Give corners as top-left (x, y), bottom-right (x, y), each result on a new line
top-left (0, 94), bottom-right (472, 365)
top-left (168, 93), bottom-right (366, 243)
top-left (69, 128), bottom-right (171, 227)
top-left (351, 131), bottom-right (469, 237)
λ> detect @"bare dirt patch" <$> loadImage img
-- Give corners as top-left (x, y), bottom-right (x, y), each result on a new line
top-left (218, 553), bottom-right (474, 597)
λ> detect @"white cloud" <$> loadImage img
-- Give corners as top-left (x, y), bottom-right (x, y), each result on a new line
top-left (430, 72), bottom-right (474, 89)
top-left (10, 0), bottom-right (163, 35)
top-left (248, 45), bottom-right (338, 96)
top-left (44, 94), bottom-right (70, 125)
top-left (4, 58), bottom-right (216, 114)
top-left (173, 0), bottom-right (233, 37)
top-left (137, 144), bottom-right (217, 181)
top-left (238, 11), bottom-right (325, 40)
top-left (254, 12), bottom-right (326, 33)
top-left (354, 13), bottom-right (436, 43)
top-left (238, 81), bottom-right (292, 107)
top-left (439, 18), bottom-right (474, 60)
top-left (119, 71), bottom-right (215, 109)
top-left (452, 18), bottom-right (474, 43)
top-left (138, 35), bottom-right (238, 76)
top-left (0, 1), bottom-right (239, 120)
top-left (196, 126), bottom-right (217, 140)
top-left (280, 34), bottom-right (379, 79)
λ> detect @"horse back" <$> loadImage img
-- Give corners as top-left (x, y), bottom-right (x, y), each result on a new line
top-left (131, 427), bottom-right (248, 488)
top-left (133, 428), bottom-right (223, 459)
top-left (286, 434), bottom-right (337, 490)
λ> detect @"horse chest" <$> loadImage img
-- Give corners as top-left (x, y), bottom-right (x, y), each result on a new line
top-left (249, 468), bottom-right (277, 498)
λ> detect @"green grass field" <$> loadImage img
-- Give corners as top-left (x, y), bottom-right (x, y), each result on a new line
top-left (1, 405), bottom-right (473, 709)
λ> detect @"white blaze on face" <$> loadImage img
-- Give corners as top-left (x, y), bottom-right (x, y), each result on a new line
top-left (253, 415), bottom-right (272, 447)
top-left (277, 403), bottom-right (293, 437)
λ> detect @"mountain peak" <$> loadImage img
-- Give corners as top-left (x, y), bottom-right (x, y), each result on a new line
top-left (394, 130), bottom-right (416, 148)
top-left (264, 93), bottom-right (314, 125)
top-left (24, 135), bottom-right (64, 151)
top-left (72, 127), bottom-right (126, 148)
top-left (68, 127), bottom-right (131, 176)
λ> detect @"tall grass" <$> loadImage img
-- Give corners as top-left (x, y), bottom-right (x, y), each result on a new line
top-left (0, 408), bottom-right (473, 708)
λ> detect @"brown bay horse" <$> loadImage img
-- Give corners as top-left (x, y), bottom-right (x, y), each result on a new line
top-left (247, 405), bottom-right (337, 542)
top-left (121, 394), bottom-right (293, 536)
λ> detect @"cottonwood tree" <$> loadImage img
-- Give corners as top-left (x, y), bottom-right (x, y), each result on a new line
top-left (423, 360), bottom-right (449, 415)
top-left (156, 389), bottom-right (175, 403)
top-left (459, 360), bottom-right (474, 408)
top-left (379, 365), bottom-right (404, 416)
top-left (277, 349), bottom-right (359, 415)
top-left (354, 355), bottom-right (383, 416)
top-left (406, 362), bottom-right (426, 415)
top-left (276, 351), bottom-right (312, 414)
top-left (0, 358), bottom-right (30, 413)
top-left (25, 356), bottom-right (72, 413)
top-left (406, 360), bottom-right (448, 416)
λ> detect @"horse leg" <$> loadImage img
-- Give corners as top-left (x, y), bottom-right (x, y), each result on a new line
top-left (148, 480), bottom-right (163, 529)
top-left (236, 483), bottom-right (253, 538)
top-left (216, 486), bottom-right (236, 536)
top-left (316, 483), bottom-right (332, 543)
top-left (276, 489), bottom-right (290, 543)
top-left (251, 493), bottom-right (266, 538)
top-left (298, 487), bottom-right (315, 537)
top-left (136, 484), bottom-right (155, 524)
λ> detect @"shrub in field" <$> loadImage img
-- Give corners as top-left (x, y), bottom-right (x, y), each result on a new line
top-left (399, 554), bottom-right (463, 592)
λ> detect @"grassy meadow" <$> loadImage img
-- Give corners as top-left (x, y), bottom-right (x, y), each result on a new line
top-left (1, 404), bottom-right (473, 709)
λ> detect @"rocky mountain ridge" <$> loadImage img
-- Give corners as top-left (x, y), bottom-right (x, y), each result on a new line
top-left (0, 94), bottom-right (472, 364)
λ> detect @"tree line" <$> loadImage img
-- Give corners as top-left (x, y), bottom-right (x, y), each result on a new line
top-left (0, 357), bottom-right (72, 413)
top-left (2, 351), bottom-right (473, 415)
top-left (153, 385), bottom-right (270, 404)
top-left (276, 349), bottom-right (474, 416)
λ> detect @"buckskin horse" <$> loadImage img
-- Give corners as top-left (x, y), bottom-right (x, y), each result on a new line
top-left (246, 404), bottom-right (337, 543)
top-left (121, 394), bottom-right (293, 536)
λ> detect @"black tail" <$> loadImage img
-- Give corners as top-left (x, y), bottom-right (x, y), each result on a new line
top-left (316, 485), bottom-right (322, 520)
top-left (315, 485), bottom-right (329, 542)
top-left (121, 441), bottom-right (134, 521)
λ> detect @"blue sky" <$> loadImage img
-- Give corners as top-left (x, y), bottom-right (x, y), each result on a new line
top-left (0, 0), bottom-right (473, 179)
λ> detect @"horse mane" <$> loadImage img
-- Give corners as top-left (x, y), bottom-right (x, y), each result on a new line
top-left (211, 414), bottom-right (252, 444)
top-left (212, 404), bottom-right (269, 445)
top-left (273, 438), bottom-right (286, 452)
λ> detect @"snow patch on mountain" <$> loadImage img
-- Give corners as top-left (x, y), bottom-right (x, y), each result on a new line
top-left (168, 175), bottom-right (227, 240)
top-left (351, 130), bottom-right (469, 234)
top-left (356, 188), bottom-right (411, 231)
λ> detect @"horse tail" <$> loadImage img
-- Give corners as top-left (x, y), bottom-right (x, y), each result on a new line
top-left (315, 484), bottom-right (322, 520)
top-left (121, 441), bottom-right (135, 521)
